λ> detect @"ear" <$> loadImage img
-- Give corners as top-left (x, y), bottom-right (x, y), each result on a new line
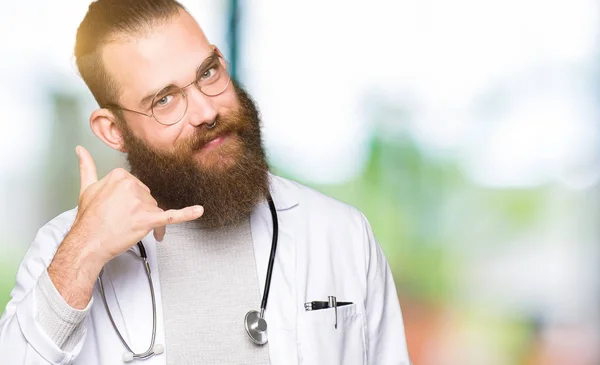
top-left (212, 44), bottom-right (223, 58)
top-left (89, 108), bottom-right (126, 152)
top-left (212, 45), bottom-right (230, 74)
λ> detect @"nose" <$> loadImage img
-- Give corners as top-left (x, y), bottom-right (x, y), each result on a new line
top-left (185, 86), bottom-right (218, 128)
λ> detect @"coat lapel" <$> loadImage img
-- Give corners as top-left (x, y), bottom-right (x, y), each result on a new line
top-left (250, 174), bottom-right (300, 364)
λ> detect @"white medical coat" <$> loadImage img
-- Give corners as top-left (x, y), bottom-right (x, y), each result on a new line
top-left (0, 174), bottom-right (411, 364)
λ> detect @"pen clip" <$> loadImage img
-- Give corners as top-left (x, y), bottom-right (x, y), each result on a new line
top-left (328, 296), bottom-right (337, 329)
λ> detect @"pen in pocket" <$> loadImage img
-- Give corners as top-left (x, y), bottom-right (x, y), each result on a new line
top-left (304, 296), bottom-right (353, 329)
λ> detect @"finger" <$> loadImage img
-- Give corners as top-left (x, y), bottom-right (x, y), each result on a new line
top-left (132, 176), bottom-right (151, 194)
top-left (111, 169), bottom-right (150, 195)
top-left (138, 190), bottom-right (158, 207)
top-left (76, 146), bottom-right (98, 197)
top-left (147, 205), bottom-right (204, 227)
top-left (154, 226), bottom-right (166, 242)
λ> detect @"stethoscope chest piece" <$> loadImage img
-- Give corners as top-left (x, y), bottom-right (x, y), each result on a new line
top-left (244, 310), bottom-right (268, 345)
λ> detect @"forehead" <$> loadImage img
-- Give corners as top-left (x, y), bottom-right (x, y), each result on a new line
top-left (101, 10), bottom-right (212, 105)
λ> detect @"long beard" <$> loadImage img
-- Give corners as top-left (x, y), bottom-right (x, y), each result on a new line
top-left (121, 82), bottom-right (270, 228)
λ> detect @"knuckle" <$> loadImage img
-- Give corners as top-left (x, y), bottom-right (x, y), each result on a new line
top-left (133, 210), bottom-right (150, 227)
top-left (131, 214), bottom-right (142, 228)
top-left (111, 168), bottom-right (128, 179)
top-left (122, 178), bottom-right (136, 189)
top-left (132, 196), bottom-right (144, 209)
top-left (166, 210), bottom-right (176, 222)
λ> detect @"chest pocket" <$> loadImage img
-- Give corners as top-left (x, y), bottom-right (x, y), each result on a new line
top-left (297, 302), bottom-right (367, 365)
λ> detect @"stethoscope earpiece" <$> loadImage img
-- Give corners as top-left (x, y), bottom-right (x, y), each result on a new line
top-left (122, 344), bottom-right (164, 363)
top-left (153, 344), bottom-right (165, 355)
top-left (123, 352), bottom-right (134, 363)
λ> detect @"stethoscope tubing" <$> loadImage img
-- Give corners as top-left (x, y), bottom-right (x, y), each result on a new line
top-left (260, 196), bottom-right (278, 316)
top-left (97, 193), bottom-right (278, 359)
top-left (97, 248), bottom-right (159, 360)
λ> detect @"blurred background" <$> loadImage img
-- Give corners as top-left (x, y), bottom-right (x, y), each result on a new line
top-left (1, 0), bottom-right (599, 364)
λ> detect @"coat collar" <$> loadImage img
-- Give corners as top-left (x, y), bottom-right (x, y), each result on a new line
top-left (268, 173), bottom-right (299, 212)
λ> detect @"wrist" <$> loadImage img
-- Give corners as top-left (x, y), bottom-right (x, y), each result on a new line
top-left (47, 224), bottom-right (106, 309)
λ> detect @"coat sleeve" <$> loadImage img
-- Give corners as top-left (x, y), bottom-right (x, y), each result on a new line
top-left (0, 209), bottom-right (91, 365)
top-left (359, 212), bottom-right (412, 365)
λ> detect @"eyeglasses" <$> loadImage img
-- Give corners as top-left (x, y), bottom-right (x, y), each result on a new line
top-left (104, 52), bottom-right (231, 126)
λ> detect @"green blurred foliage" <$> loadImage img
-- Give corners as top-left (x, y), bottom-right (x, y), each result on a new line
top-left (274, 129), bottom-right (544, 364)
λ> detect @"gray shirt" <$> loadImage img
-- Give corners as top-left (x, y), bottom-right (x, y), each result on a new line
top-left (155, 216), bottom-right (270, 364)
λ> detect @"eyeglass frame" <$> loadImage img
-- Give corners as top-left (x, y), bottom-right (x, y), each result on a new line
top-left (102, 51), bottom-right (231, 126)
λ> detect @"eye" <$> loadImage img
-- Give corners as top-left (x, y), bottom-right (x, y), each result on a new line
top-left (154, 94), bottom-right (174, 108)
top-left (200, 67), bottom-right (217, 81)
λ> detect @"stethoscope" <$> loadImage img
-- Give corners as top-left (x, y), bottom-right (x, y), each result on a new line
top-left (97, 195), bottom-right (279, 362)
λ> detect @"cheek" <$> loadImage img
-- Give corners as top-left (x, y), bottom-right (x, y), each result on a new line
top-left (218, 87), bottom-right (241, 113)
top-left (128, 117), bottom-right (185, 150)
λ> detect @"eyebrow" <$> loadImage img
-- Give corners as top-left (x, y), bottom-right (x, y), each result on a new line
top-left (138, 51), bottom-right (219, 108)
top-left (196, 53), bottom-right (219, 78)
top-left (139, 85), bottom-right (172, 109)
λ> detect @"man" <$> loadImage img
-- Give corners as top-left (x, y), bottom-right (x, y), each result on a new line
top-left (0, 0), bottom-right (410, 364)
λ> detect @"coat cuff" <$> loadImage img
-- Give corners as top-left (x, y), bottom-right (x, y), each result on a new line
top-left (15, 271), bottom-right (89, 365)
top-left (35, 269), bottom-right (92, 351)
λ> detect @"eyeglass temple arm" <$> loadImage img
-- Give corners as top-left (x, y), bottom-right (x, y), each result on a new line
top-left (102, 103), bottom-right (154, 118)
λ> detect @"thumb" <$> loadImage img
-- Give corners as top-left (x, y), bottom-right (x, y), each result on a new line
top-left (76, 146), bottom-right (98, 197)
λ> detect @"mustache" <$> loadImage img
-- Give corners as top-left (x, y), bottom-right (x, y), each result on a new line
top-left (185, 113), bottom-right (245, 152)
